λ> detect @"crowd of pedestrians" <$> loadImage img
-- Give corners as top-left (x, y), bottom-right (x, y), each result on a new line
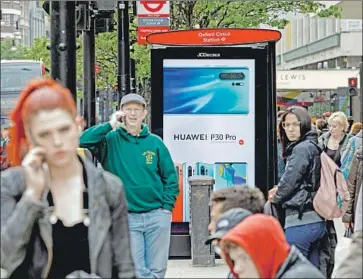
top-left (1, 78), bottom-right (362, 279)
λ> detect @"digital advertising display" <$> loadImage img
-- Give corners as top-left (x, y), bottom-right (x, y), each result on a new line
top-left (151, 47), bottom-right (276, 224)
top-left (162, 59), bottom-right (255, 222)
top-left (149, 30), bottom-right (280, 257)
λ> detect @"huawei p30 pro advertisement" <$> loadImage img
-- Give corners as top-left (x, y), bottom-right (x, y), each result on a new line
top-left (162, 59), bottom-right (256, 222)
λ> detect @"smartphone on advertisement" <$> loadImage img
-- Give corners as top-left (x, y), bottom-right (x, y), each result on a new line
top-left (182, 163), bottom-right (196, 222)
top-left (172, 163), bottom-right (184, 223)
top-left (196, 162), bottom-right (214, 177)
top-left (214, 162), bottom-right (248, 191)
top-left (163, 66), bottom-right (250, 115)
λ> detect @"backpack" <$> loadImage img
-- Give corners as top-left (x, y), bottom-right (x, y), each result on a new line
top-left (313, 150), bottom-right (350, 220)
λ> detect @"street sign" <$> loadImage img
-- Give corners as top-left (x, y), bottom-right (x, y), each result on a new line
top-left (137, 1), bottom-right (170, 17)
top-left (146, 28), bottom-right (282, 46)
top-left (138, 17), bottom-right (170, 26)
top-left (137, 0), bottom-right (170, 45)
top-left (137, 26), bottom-right (169, 45)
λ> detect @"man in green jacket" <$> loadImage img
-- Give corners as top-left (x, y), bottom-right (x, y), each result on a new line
top-left (80, 94), bottom-right (179, 278)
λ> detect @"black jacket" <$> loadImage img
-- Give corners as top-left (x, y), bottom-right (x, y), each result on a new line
top-left (276, 246), bottom-right (324, 278)
top-left (272, 131), bottom-right (322, 217)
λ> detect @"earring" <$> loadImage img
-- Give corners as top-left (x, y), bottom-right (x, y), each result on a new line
top-left (83, 216), bottom-right (90, 227)
top-left (50, 213), bottom-right (58, 224)
top-left (83, 209), bottom-right (90, 227)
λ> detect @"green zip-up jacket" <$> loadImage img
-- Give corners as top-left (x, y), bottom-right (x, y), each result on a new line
top-left (80, 123), bottom-right (179, 213)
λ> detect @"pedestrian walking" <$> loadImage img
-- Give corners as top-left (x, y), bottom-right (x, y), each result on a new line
top-left (220, 214), bottom-right (324, 279)
top-left (80, 93), bottom-right (179, 278)
top-left (269, 107), bottom-right (325, 269)
top-left (1, 78), bottom-right (135, 279)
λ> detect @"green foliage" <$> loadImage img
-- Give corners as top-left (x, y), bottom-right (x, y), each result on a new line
top-left (24, 37), bottom-right (50, 65)
top-left (136, 1), bottom-right (342, 80)
top-left (94, 32), bottom-right (118, 89)
top-left (24, 36), bottom-right (84, 92)
top-left (317, 5), bottom-right (342, 18)
top-left (0, 39), bottom-right (27, 60)
top-left (170, 1), bottom-right (341, 29)
top-left (22, 1), bottom-right (341, 93)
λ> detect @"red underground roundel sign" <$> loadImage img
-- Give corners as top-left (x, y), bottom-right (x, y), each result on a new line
top-left (140, 1), bottom-right (166, 13)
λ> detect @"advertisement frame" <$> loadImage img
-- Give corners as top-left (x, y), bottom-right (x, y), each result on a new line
top-left (151, 46), bottom-right (277, 198)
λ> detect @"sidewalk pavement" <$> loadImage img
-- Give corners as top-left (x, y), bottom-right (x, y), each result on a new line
top-left (165, 259), bottom-right (229, 278)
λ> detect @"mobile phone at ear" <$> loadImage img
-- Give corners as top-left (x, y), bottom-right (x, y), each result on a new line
top-left (28, 133), bottom-right (47, 164)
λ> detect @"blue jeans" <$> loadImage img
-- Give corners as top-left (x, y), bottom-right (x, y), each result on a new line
top-left (128, 208), bottom-right (172, 278)
top-left (285, 221), bottom-right (326, 268)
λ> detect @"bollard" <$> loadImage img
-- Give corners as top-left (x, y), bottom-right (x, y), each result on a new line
top-left (189, 175), bottom-right (215, 267)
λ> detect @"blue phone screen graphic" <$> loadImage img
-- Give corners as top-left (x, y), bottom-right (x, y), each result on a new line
top-left (183, 163), bottom-right (196, 222)
top-left (163, 67), bottom-right (249, 114)
top-left (214, 163), bottom-right (247, 191)
top-left (196, 163), bottom-right (214, 177)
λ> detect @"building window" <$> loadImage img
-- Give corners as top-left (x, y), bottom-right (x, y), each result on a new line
top-left (336, 57), bottom-right (348, 68)
top-left (327, 58), bottom-right (336, 69)
top-left (310, 18), bottom-right (317, 42)
top-left (303, 17), bottom-right (310, 45)
top-left (318, 18), bottom-right (327, 39)
top-left (1, 14), bottom-right (11, 26)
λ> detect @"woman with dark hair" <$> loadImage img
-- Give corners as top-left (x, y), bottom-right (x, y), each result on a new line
top-left (269, 106), bottom-right (325, 269)
top-left (1, 79), bottom-right (136, 279)
top-left (315, 118), bottom-right (328, 137)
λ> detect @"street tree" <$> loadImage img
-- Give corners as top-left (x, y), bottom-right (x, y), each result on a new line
top-left (132, 1), bottom-right (341, 83)
top-left (23, 1), bottom-right (341, 100)
top-left (170, 1), bottom-right (341, 29)
top-left (1, 39), bottom-right (27, 60)
top-left (24, 36), bottom-right (85, 98)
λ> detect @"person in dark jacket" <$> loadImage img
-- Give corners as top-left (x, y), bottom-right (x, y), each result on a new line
top-left (269, 106), bottom-right (325, 269)
top-left (220, 214), bottom-right (324, 279)
top-left (0, 79), bottom-right (135, 279)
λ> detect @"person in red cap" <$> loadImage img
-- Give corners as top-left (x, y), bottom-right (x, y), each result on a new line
top-left (219, 214), bottom-right (324, 279)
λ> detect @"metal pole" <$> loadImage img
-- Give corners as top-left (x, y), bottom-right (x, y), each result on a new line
top-left (267, 42), bottom-right (278, 188)
top-left (130, 58), bottom-right (136, 93)
top-left (117, 0), bottom-right (131, 103)
top-left (105, 87), bottom-right (110, 120)
top-left (83, 16), bottom-right (96, 128)
top-left (50, 1), bottom-right (61, 81)
top-left (58, 1), bottom-right (77, 101)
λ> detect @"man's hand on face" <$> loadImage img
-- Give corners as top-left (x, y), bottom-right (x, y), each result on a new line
top-left (109, 111), bottom-right (126, 130)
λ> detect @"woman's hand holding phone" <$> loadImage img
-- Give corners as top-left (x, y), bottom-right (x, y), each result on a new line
top-left (109, 111), bottom-right (126, 130)
top-left (22, 146), bottom-right (48, 201)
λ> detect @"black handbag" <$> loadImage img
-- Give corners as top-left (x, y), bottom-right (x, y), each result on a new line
top-left (264, 200), bottom-right (285, 228)
top-left (344, 226), bottom-right (354, 238)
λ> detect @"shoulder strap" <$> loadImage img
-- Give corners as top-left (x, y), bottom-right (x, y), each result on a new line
top-left (309, 140), bottom-right (322, 154)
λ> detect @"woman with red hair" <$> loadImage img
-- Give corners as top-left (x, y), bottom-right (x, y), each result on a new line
top-left (220, 214), bottom-right (324, 279)
top-left (0, 78), bottom-right (136, 279)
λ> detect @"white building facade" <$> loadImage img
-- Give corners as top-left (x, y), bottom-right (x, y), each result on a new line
top-left (275, 1), bottom-right (362, 120)
top-left (1, 0), bottom-right (49, 46)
